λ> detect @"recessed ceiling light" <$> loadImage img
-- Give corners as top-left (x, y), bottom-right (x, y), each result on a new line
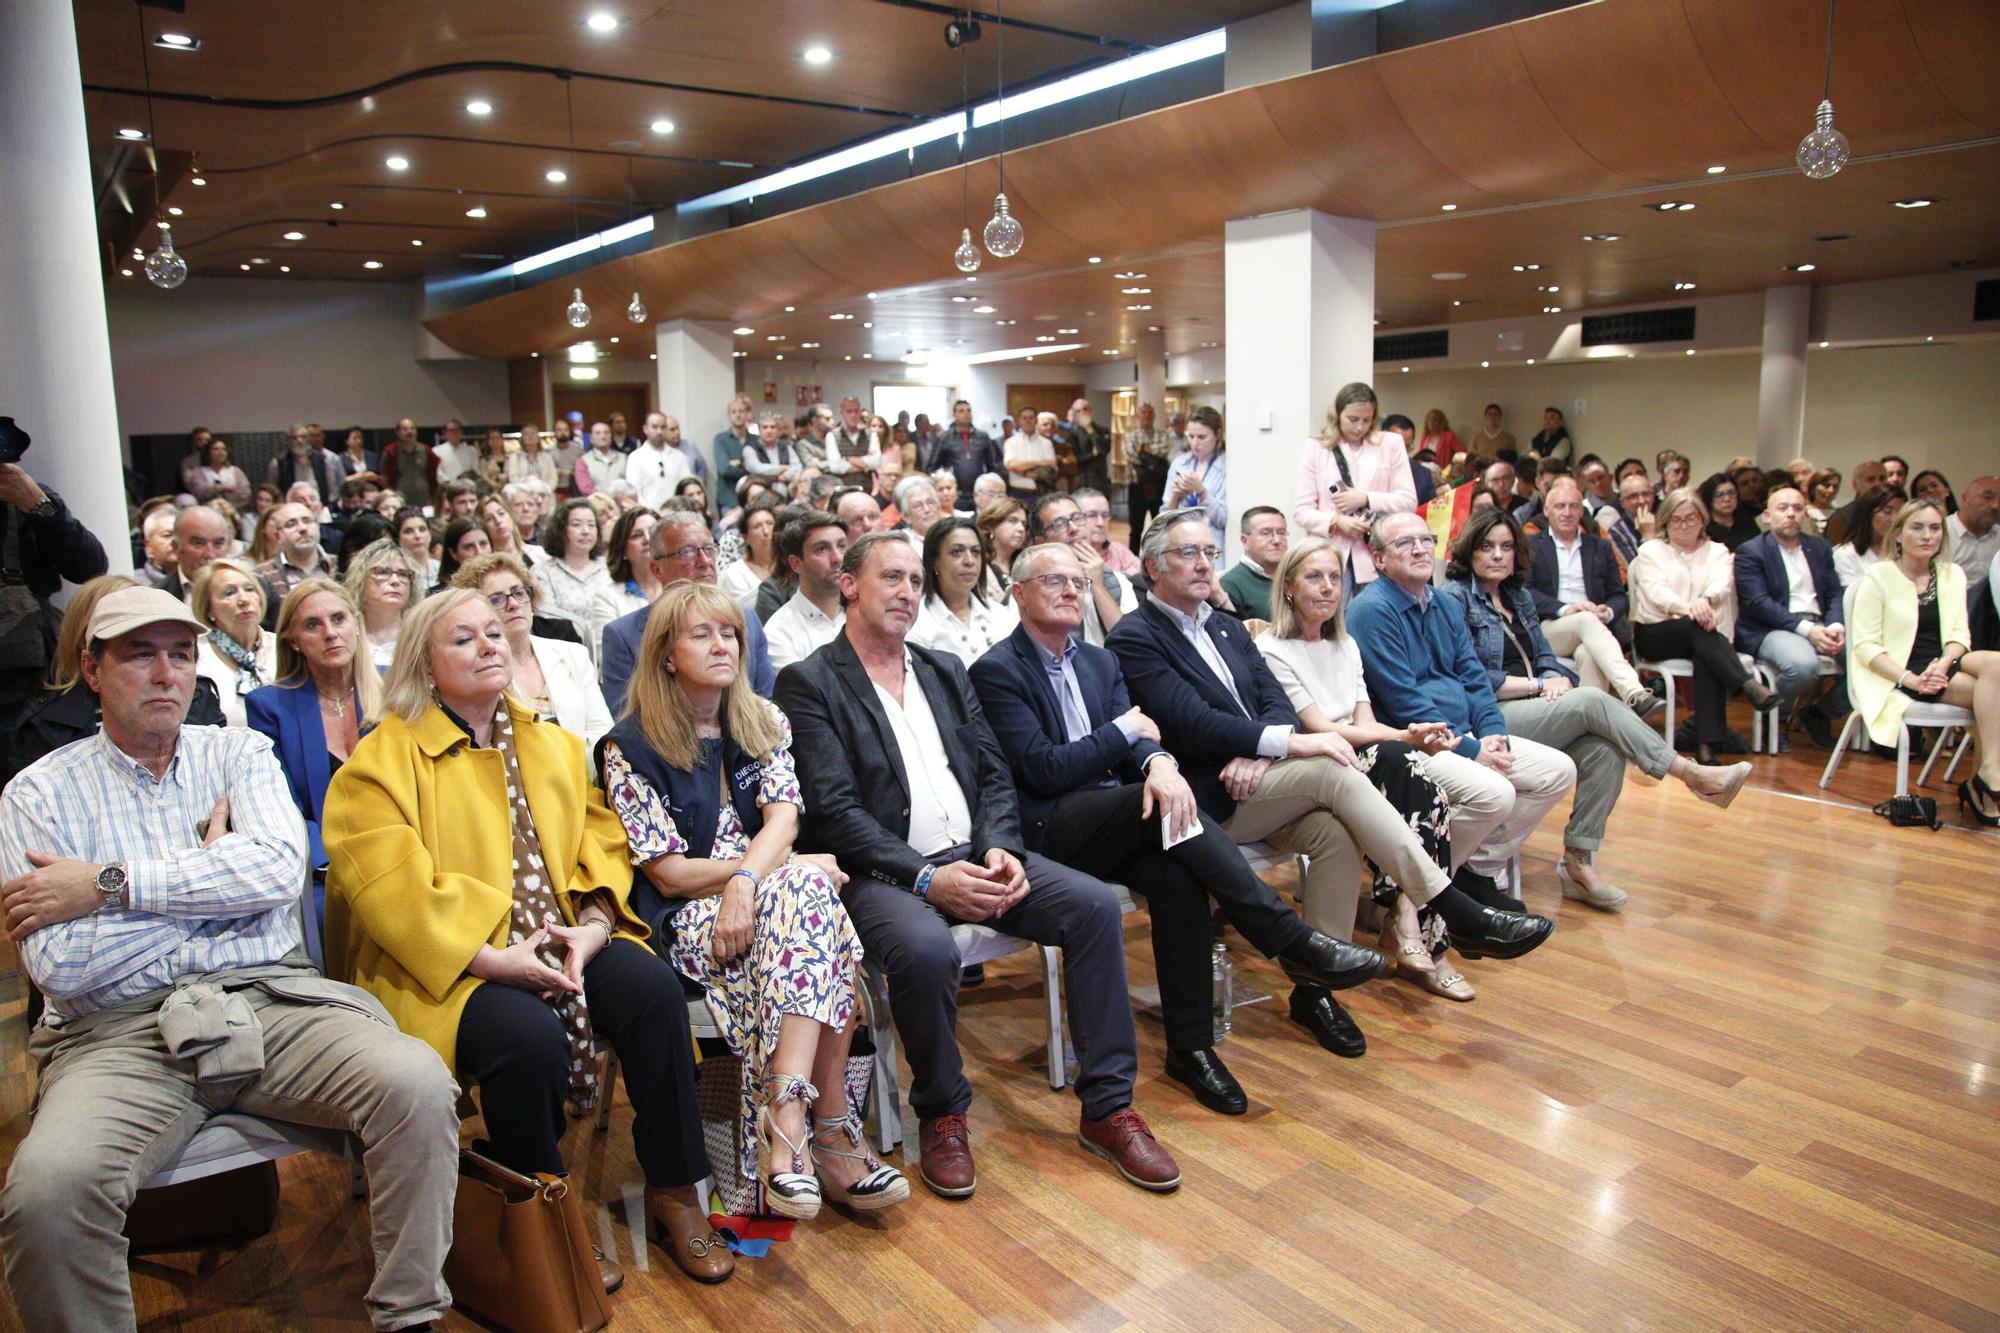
top-left (1892, 198), bottom-right (1937, 209)
top-left (650, 118), bottom-right (675, 135)
top-left (1440, 203), bottom-right (1457, 212)
top-left (545, 169), bottom-right (567, 184)
top-left (116, 128), bottom-right (148, 141)
top-left (774, 354), bottom-right (785, 361)
top-left (608, 336), bottom-right (620, 343)
top-left (465, 100), bottom-right (492, 116)
top-left (250, 257), bottom-right (269, 265)
top-left (1581, 233), bottom-right (1622, 242)
top-left (167, 206), bottom-right (183, 216)
top-left (120, 267), bottom-right (133, 277)
top-left (133, 248), bottom-right (144, 259)
top-left (972, 305), bottom-right (995, 313)
top-left (650, 352), bottom-right (658, 359)
top-left (830, 312), bottom-right (853, 320)
top-left (862, 353), bottom-right (872, 359)
top-left (1786, 263), bottom-right (1817, 272)
top-left (861, 321), bottom-right (873, 328)
top-left (1818, 340), bottom-right (1829, 348)
top-left (801, 341), bottom-right (820, 349)
top-left (238, 263), bottom-right (250, 271)
top-left (1673, 281), bottom-right (1697, 291)
top-left (865, 291), bottom-right (877, 299)
top-left (191, 176), bottom-right (206, 186)
top-left (1451, 300), bottom-right (1462, 307)
top-left (1686, 348), bottom-right (1696, 354)
top-left (466, 206), bottom-right (487, 218)
top-left (783, 305), bottom-right (795, 312)
top-left (732, 350), bottom-right (746, 358)
top-left (1925, 335), bottom-right (1934, 342)
top-left (1120, 287), bottom-right (1151, 294)
top-left (951, 295), bottom-right (969, 303)
top-left (573, 365), bottom-right (601, 379)
top-left (1087, 256), bottom-right (1102, 264)
top-left (1058, 327), bottom-right (1078, 334)
top-left (410, 239), bottom-right (424, 247)
top-left (1649, 201), bottom-right (1696, 212)
top-left (154, 32), bottom-right (200, 50)
top-left (531, 352), bottom-right (539, 358)
top-left (1125, 304), bottom-right (1152, 311)
top-left (1542, 305), bottom-right (1563, 314)
top-left (385, 155), bottom-right (409, 171)
top-left (1480, 360), bottom-right (1490, 367)
top-left (965, 275), bottom-right (977, 282)
top-left (1526, 358), bottom-right (1536, 364)
top-left (1431, 272), bottom-right (1466, 281)
top-left (732, 326), bottom-right (755, 335)
top-left (802, 45), bottom-right (832, 64)
top-left (586, 12), bottom-right (619, 33)
top-left (363, 260), bottom-right (383, 269)
top-left (329, 201), bottom-right (344, 210)
top-left (1706, 164), bottom-right (1726, 174)
top-left (279, 265), bottom-right (291, 273)
top-left (1035, 335), bottom-right (1055, 342)
top-left (282, 230), bottom-right (304, 241)
top-left (766, 334), bottom-right (784, 341)
top-left (1102, 349), bottom-right (1119, 355)
top-left (1114, 271), bottom-right (1147, 280)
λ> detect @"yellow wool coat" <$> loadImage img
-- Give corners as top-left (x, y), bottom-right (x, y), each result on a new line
top-left (322, 698), bottom-right (648, 1069)
top-left (1849, 557), bottom-right (1971, 745)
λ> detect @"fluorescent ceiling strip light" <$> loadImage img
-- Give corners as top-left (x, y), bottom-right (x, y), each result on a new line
top-left (691, 115), bottom-right (968, 211)
top-left (510, 215), bottom-right (656, 277)
top-left (962, 342), bottom-right (1085, 365)
top-left (970, 29), bottom-right (1225, 128)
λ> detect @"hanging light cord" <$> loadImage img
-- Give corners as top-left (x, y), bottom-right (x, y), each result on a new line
top-left (136, 9), bottom-right (164, 217)
top-left (960, 20), bottom-right (970, 224)
top-left (994, 0), bottom-right (1006, 196)
top-left (1820, 0), bottom-right (1837, 100)
top-left (566, 74), bottom-right (581, 243)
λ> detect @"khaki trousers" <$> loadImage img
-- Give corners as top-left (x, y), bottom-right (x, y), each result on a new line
top-left (1222, 755), bottom-right (1452, 939)
top-left (1540, 610), bottom-right (1644, 701)
top-left (1423, 737), bottom-right (1578, 878)
top-left (1, 979), bottom-right (460, 1332)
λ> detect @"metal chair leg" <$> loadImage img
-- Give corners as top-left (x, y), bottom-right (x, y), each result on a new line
top-left (1041, 947), bottom-right (1066, 1092)
top-left (1917, 726), bottom-right (1957, 788)
top-left (1819, 712), bottom-right (1861, 788)
top-left (594, 1049), bottom-right (618, 1133)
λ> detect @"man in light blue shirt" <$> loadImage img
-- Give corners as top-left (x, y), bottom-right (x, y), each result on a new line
top-left (0, 587), bottom-right (458, 1331)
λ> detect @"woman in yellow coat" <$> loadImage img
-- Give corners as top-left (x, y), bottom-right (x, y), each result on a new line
top-left (1848, 499), bottom-right (2000, 824)
top-left (324, 587), bottom-right (733, 1285)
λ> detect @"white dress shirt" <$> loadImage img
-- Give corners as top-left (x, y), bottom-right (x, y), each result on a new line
top-left (1948, 514), bottom-right (2000, 583)
top-left (870, 655), bottom-right (973, 858)
top-left (526, 635), bottom-right (614, 756)
top-left (1778, 540), bottom-right (1821, 617)
top-left (1146, 594), bottom-right (1291, 757)
top-left (626, 443), bottom-right (693, 512)
top-left (1549, 532), bottom-right (1590, 610)
top-left (764, 590), bottom-right (844, 669)
top-left (909, 593), bottom-right (1018, 667)
top-left (1002, 432), bottom-right (1054, 494)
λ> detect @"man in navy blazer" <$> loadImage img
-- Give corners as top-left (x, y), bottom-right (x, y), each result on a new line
top-left (776, 532), bottom-right (1179, 1199)
top-left (1733, 485), bottom-right (1847, 748)
top-left (970, 543), bottom-right (1383, 1115)
top-left (601, 510), bottom-right (772, 714)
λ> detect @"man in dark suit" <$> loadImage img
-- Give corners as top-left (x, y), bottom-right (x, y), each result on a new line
top-left (776, 532), bottom-right (1180, 1199)
top-left (1107, 514), bottom-right (1549, 1058)
top-left (601, 510), bottom-right (773, 713)
top-left (1062, 398), bottom-right (1111, 494)
top-left (1526, 478), bottom-right (1661, 716)
top-left (1734, 484), bottom-right (1847, 750)
top-left (927, 400), bottom-right (1003, 511)
top-left (970, 543), bottom-right (1383, 1115)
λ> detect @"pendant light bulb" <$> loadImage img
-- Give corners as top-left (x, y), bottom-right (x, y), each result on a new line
top-left (1795, 99), bottom-right (1849, 179)
top-left (144, 227), bottom-right (188, 290)
top-left (566, 287), bottom-right (592, 329)
top-left (626, 291), bottom-right (648, 324)
top-left (952, 227), bottom-right (982, 274)
top-left (982, 193), bottom-right (1023, 259)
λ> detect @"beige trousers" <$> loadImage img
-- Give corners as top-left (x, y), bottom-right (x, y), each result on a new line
top-left (1540, 610), bottom-right (1644, 700)
top-left (1422, 737), bottom-right (1578, 878)
top-left (1, 979), bottom-right (460, 1332)
top-left (1222, 754), bottom-right (1452, 939)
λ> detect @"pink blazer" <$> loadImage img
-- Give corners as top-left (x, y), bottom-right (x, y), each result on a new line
top-left (1292, 434), bottom-right (1418, 582)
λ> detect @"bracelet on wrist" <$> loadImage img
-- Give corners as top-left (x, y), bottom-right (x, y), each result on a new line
top-left (729, 868), bottom-right (757, 891)
top-left (914, 864), bottom-right (937, 900)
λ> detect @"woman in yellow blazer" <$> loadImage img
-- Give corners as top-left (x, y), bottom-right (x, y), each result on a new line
top-left (1848, 499), bottom-right (2000, 824)
top-left (324, 588), bottom-right (734, 1286)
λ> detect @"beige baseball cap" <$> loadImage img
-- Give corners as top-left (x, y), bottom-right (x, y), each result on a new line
top-left (86, 585), bottom-right (206, 644)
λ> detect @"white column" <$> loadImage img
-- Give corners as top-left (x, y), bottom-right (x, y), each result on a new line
top-left (1756, 285), bottom-right (1811, 468)
top-left (655, 319), bottom-right (737, 477)
top-left (1223, 209), bottom-right (1375, 536)
top-left (0, 0), bottom-right (130, 574)
top-left (1136, 330), bottom-right (1167, 424)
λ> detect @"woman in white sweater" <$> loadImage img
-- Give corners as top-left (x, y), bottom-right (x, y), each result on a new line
top-left (1628, 487), bottom-right (1778, 762)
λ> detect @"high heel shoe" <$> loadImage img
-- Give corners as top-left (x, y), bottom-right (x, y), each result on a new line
top-left (1556, 854), bottom-right (1628, 910)
top-left (756, 1074), bottom-right (823, 1220)
top-left (1743, 678), bottom-right (1781, 712)
top-left (1959, 776), bottom-right (2000, 827)
top-left (812, 1112), bottom-right (911, 1211)
top-left (645, 1188), bottom-right (734, 1283)
top-left (1377, 898), bottom-right (1436, 976)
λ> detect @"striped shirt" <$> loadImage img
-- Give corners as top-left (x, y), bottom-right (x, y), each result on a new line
top-left (0, 725), bottom-right (308, 1024)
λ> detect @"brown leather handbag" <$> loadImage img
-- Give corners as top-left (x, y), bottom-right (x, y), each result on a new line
top-left (444, 1150), bottom-right (614, 1333)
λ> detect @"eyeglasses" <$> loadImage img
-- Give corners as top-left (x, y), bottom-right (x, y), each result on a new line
top-left (1385, 534), bottom-right (1438, 553)
top-left (1667, 513), bottom-right (1703, 527)
top-left (1041, 514), bottom-right (1079, 534)
top-left (367, 566), bottom-right (413, 584)
top-left (1163, 543), bottom-right (1222, 563)
top-left (486, 587), bottom-right (532, 609)
top-left (660, 543), bottom-right (719, 564)
top-left (1029, 573), bottom-right (1090, 593)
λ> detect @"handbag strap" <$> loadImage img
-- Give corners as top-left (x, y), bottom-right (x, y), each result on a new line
top-left (1330, 441), bottom-right (1355, 490)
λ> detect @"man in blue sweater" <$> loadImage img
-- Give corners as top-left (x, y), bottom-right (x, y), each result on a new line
top-left (1345, 512), bottom-right (1576, 909)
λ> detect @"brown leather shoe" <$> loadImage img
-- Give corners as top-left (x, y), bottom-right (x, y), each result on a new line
top-left (1079, 1106), bottom-right (1181, 1192)
top-left (917, 1112), bottom-right (976, 1199)
top-left (593, 1245), bottom-right (624, 1295)
top-left (645, 1188), bottom-right (734, 1284)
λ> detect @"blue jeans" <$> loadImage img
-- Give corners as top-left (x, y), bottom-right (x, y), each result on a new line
top-left (1755, 628), bottom-right (1834, 718)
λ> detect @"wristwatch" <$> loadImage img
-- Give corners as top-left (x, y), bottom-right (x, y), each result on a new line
top-left (94, 862), bottom-right (129, 912)
top-left (27, 496), bottom-right (58, 520)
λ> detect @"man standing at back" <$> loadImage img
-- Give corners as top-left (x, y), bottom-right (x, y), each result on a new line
top-left (0, 587), bottom-right (458, 1332)
top-left (626, 411), bottom-right (693, 512)
top-left (931, 400), bottom-right (1001, 512)
top-left (383, 416), bottom-right (434, 513)
top-left (777, 533), bottom-right (1181, 1198)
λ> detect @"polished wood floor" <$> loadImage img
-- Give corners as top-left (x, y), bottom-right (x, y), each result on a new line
top-left (1, 704), bottom-right (1995, 1332)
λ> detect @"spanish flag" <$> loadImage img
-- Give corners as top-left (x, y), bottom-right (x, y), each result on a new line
top-left (1425, 480), bottom-right (1476, 548)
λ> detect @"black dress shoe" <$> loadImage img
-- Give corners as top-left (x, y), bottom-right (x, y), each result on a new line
top-left (959, 964), bottom-right (985, 987)
top-left (1695, 743), bottom-right (1719, 765)
top-left (1801, 708), bottom-right (1837, 751)
top-left (1289, 986), bottom-right (1366, 1058)
top-left (1452, 908), bottom-right (1555, 961)
top-left (1453, 868), bottom-right (1524, 914)
top-left (1277, 931), bottom-right (1386, 992)
top-left (1163, 1047), bottom-right (1248, 1115)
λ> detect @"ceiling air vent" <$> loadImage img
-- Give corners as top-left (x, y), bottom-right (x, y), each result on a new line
top-left (1374, 330), bottom-right (1449, 361)
top-left (1581, 307), bottom-right (1696, 347)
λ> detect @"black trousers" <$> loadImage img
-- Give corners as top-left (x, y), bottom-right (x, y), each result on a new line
top-left (456, 938), bottom-right (706, 1187)
top-left (1042, 784), bottom-right (1310, 1053)
top-left (1633, 617), bottom-right (1751, 745)
top-left (1130, 456), bottom-right (1170, 552)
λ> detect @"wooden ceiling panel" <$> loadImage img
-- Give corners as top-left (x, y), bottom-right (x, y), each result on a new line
top-left (1902, 0), bottom-right (2000, 132)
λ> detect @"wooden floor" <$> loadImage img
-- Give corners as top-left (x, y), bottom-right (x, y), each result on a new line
top-left (2, 705), bottom-right (1996, 1332)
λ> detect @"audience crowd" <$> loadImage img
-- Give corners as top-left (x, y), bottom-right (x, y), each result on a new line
top-left (1, 389), bottom-right (1997, 1329)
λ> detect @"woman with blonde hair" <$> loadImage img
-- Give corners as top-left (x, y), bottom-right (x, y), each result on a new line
top-left (190, 556), bottom-right (278, 726)
top-left (601, 582), bottom-right (903, 1218)
top-left (342, 538), bottom-right (423, 669)
top-left (1293, 382), bottom-right (1418, 587)
top-left (1849, 499), bottom-right (2000, 824)
top-left (326, 589), bottom-right (729, 1286)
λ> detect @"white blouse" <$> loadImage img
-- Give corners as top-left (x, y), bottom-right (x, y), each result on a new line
top-left (1255, 633), bottom-right (1366, 727)
top-left (1628, 538), bottom-right (1738, 641)
top-left (908, 593), bottom-right (1019, 667)
top-left (718, 557), bottom-right (770, 612)
top-left (586, 580), bottom-right (653, 661)
top-left (533, 557), bottom-right (611, 631)
top-left (1832, 543), bottom-right (1879, 591)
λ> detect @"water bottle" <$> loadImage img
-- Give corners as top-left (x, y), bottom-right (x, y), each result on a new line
top-left (1211, 941), bottom-right (1234, 1042)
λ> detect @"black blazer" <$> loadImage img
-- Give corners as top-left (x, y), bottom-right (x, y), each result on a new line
top-left (968, 624), bottom-right (1163, 851)
top-left (774, 634), bottom-right (1024, 886)
top-left (1526, 528), bottom-right (1629, 624)
top-left (1105, 599), bottom-right (1297, 820)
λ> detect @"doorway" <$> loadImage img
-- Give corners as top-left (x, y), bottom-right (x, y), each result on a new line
top-left (552, 385), bottom-right (651, 434)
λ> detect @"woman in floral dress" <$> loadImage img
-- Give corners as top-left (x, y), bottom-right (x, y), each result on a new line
top-left (600, 582), bottom-right (907, 1219)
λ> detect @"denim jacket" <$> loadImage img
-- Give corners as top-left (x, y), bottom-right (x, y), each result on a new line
top-left (1440, 577), bottom-right (1578, 695)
